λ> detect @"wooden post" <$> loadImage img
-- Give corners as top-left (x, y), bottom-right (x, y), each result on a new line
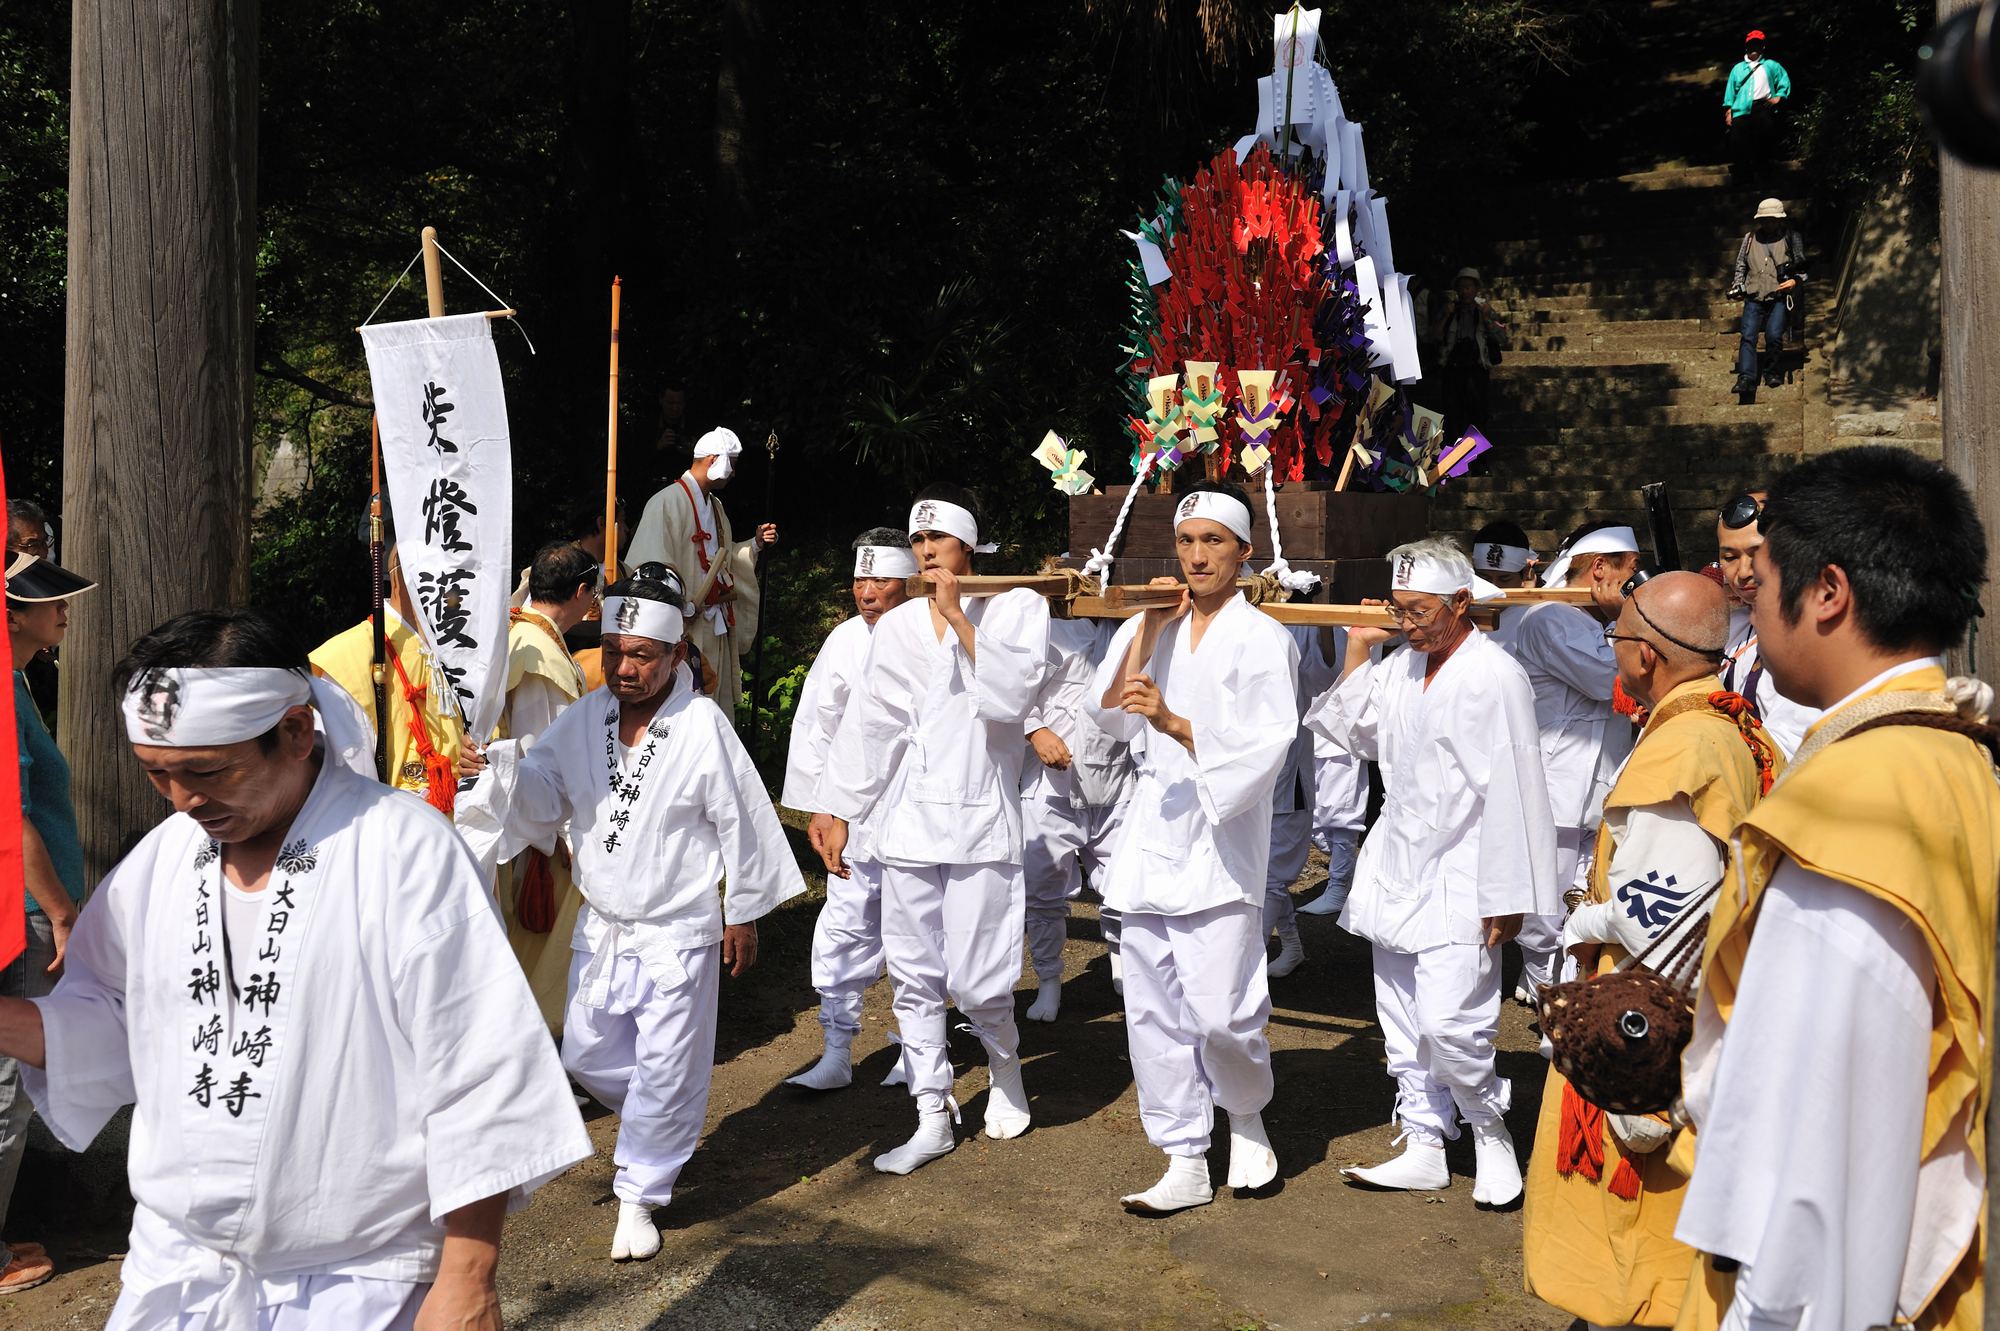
top-left (604, 277), bottom-right (623, 583)
top-left (61, 0), bottom-right (259, 877)
top-left (421, 225), bottom-right (446, 319)
top-left (1935, 6), bottom-right (2000, 1316)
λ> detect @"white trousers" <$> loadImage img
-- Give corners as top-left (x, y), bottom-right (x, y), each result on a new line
top-left (1517, 826), bottom-right (1591, 995)
top-left (1263, 809), bottom-right (1313, 936)
top-left (879, 861), bottom-right (1025, 1112)
top-left (809, 858), bottom-right (885, 1046)
top-left (1121, 902), bottom-right (1274, 1156)
top-left (562, 945), bottom-right (719, 1207)
top-left (1371, 942), bottom-right (1509, 1143)
top-left (1022, 795), bottom-right (1126, 980)
top-left (110, 1273), bottom-right (423, 1331)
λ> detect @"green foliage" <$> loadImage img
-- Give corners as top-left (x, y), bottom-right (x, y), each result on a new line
top-left (0, 6), bottom-right (70, 507)
top-left (1790, 0), bottom-right (1937, 218)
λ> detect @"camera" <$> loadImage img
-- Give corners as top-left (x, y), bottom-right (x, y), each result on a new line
top-left (1918, 1), bottom-right (2000, 168)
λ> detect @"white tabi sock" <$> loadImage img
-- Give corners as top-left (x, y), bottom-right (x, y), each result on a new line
top-left (1471, 1119), bottom-right (1523, 1208)
top-left (1266, 926), bottom-right (1305, 978)
top-left (983, 1054), bottom-right (1032, 1139)
top-left (1025, 977), bottom-right (1063, 1023)
top-left (874, 1100), bottom-right (958, 1175)
top-left (610, 1200), bottom-right (661, 1262)
top-left (785, 1038), bottom-right (854, 1091)
top-left (1225, 1111), bottom-right (1278, 1189)
top-left (1120, 1153), bottom-right (1214, 1214)
top-left (881, 1032), bottom-right (909, 1087)
top-left (1341, 1136), bottom-right (1450, 1192)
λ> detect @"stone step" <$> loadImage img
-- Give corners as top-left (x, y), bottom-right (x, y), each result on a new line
top-left (1511, 329), bottom-right (1732, 352)
top-left (1488, 277), bottom-right (1769, 298)
top-left (1518, 301), bottom-right (1747, 322)
top-left (1495, 347), bottom-right (1735, 368)
top-left (1486, 402), bottom-right (1797, 429)
top-left (1482, 237), bottom-right (1749, 266)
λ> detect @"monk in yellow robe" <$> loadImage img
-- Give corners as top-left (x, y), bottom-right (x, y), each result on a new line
top-left (311, 547), bottom-right (464, 811)
top-left (624, 427), bottom-right (776, 717)
top-left (493, 542), bottom-right (597, 1032)
top-left (1523, 572), bottom-right (1778, 1328)
top-left (1674, 446), bottom-right (2000, 1331)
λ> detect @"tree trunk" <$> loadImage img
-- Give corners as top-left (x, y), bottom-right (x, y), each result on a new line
top-left (712, 0), bottom-right (766, 250)
top-left (60, 0), bottom-right (258, 877)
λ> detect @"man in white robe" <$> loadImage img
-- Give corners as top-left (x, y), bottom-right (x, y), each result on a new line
top-left (1493, 520), bottom-right (1640, 1004)
top-left (0, 608), bottom-right (590, 1331)
top-left (779, 527), bottom-right (915, 1089)
top-left (817, 485), bottom-right (1050, 1174)
top-left (1090, 483), bottom-right (1297, 1214)
top-left (625, 426), bottom-right (778, 716)
top-left (457, 576), bottom-right (805, 1262)
top-left (1714, 490), bottom-right (1820, 757)
top-left (1020, 614), bottom-right (1136, 1018)
top-left (1308, 538), bottom-right (1557, 1206)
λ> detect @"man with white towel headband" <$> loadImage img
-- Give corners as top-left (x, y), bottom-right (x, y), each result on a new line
top-left (1309, 537), bottom-right (1557, 1207)
top-left (1090, 481), bottom-right (1298, 1214)
top-left (818, 482), bottom-right (1051, 1175)
top-left (458, 571), bottom-right (804, 1263)
top-left (0, 607), bottom-right (590, 1329)
top-left (625, 426), bottom-right (780, 716)
top-left (779, 526), bottom-right (917, 1090)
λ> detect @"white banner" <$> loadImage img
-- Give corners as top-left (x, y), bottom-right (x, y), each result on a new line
top-left (360, 314), bottom-right (513, 741)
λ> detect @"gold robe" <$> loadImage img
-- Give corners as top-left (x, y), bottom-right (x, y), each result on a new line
top-left (1524, 676), bottom-right (1777, 1327)
top-left (310, 607), bottom-right (464, 808)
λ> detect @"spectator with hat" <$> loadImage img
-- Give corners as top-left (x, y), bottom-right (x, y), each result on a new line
top-left (1429, 266), bottom-right (1508, 442)
top-left (0, 551), bottom-right (96, 1294)
top-left (1728, 198), bottom-right (1807, 396)
top-left (1724, 29), bottom-right (1792, 182)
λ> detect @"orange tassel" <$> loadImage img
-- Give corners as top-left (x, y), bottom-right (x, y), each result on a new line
top-left (1608, 1153), bottom-right (1643, 1201)
top-left (1556, 1082), bottom-right (1606, 1182)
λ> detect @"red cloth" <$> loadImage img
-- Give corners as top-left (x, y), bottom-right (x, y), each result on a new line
top-left (0, 452), bottom-right (26, 971)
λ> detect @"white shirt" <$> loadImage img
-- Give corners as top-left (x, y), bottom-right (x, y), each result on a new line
top-left (25, 759), bottom-right (591, 1320)
top-left (1307, 629), bottom-right (1559, 950)
top-left (1088, 595), bottom-right (1299, 916)
top-left (780, 614), bottom-right (881, 862)
top-left (1748, 60), bottom-right (1772, 102)
top-left (1023, 617), bottom-right (1136, 811)
top-left (1721, 607), bottom-right (1820, 758)
top-left (1562, 797), bottom-right (1723, 960)
top-left (821, 590), bottom-right (1051, 868)
top-left (1272, 626), bottom-right (1343, 816)
top-left (457, 668), bottom-right (806, 1000)
top-left (1491, 601), bottom-right (1631, 830)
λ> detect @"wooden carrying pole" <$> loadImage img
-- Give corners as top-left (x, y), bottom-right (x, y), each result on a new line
top-left (605, 277), bottom-right (623, 583)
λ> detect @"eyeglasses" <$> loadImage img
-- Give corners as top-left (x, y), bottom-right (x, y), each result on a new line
top-left (1603, 626), bottom-right (1652, 647)
top-left (1720, 494), bottom-right (1763, 530)
top-left (1385, 600), bottom-right (1444, 627)
top-left (1605, 592), bottom-right (1729, 659)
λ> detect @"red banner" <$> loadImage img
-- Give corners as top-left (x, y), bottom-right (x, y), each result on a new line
top-left (0, 445), bottom-right (26, 971)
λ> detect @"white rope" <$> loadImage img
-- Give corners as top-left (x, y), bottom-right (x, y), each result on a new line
top-left (431, 237), bottom-right (537, 355)
top-left (1082, 449), bottom-right (1161, 582)
top-left (359, 248), bottom-right (425, 328)
top-left (1260, 463), bottom-right (1320, 596)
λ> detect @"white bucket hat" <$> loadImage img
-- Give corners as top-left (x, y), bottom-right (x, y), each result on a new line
top-left (1753, 198), bottom-right (1787, 220)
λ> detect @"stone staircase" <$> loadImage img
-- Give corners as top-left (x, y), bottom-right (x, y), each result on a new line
top-left (1429, 0), bottom-right (1825, 567)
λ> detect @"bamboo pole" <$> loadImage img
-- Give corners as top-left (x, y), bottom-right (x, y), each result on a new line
top-left (604, 277), bottom-right (623, 583)
top-left (421, 225), bottom-right (445, 318)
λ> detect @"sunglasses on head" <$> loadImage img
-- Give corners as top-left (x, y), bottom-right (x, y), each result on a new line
top-left (1620, 567), bottom-right (1659, 599)
top-left (1720, 494), bottom-right (1763, 530)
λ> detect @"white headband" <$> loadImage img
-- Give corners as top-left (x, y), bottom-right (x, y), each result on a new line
top-left (1173, 491), bottom-right (1253, 544)
top-left (853, 544), bottom-right (918, 579)
top-left (908, 499), bottom-right (979, 551)
top-left (601, 596), bottom-right (686, 644)
top-left (120, 667), bottom-right (376, 779)
top-left (1470, 541), bottom-right (1535, 574)
top-left (1539, 525), bottom-right (1639, 588)
top-left (1392, 551), bottom-right (1475, 596)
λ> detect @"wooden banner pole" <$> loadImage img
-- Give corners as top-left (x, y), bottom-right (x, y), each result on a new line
top-left (605, 277), bottom-right (623, 583)
top-left (421, 226), bottom-right (445, 318)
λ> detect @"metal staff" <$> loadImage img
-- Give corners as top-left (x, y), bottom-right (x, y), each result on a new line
top-left (368, 415), bottom-right (390, 783)
top-left (745, 430), bottom-right (780, 743)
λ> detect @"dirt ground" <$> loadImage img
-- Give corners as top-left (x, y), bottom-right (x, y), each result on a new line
top-left (0, 844), bottom-right (1577, 1331)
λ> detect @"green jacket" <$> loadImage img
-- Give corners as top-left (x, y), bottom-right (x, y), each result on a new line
top-left (1724, 58), bottom-right (1791, 117)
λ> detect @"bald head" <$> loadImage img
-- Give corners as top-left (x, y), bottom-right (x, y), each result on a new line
top-left (1612, 571), bottom-right (1730, 707)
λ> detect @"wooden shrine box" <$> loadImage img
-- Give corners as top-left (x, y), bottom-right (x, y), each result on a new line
top-left (1063, 485), bottom-right (1431, 601)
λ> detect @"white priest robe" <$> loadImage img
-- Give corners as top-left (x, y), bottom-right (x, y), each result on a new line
top-left (780, 613), bottom-right (888, 1043)
top-left (26, 758), bottom-right (591, 1329)
top-left (1306, 629), bottom-right (1557, 1139)
top-left (626, 473), bottom-right (762, 716)
top-left (1088, 595), bottom-right (1297, 1154)
top-left (458, 666), bottom-right (804, 1205)
top-left (1021, 617), bottom-right (1136, 981)
top-left (820, 590), bottom-right (1050, 1106)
